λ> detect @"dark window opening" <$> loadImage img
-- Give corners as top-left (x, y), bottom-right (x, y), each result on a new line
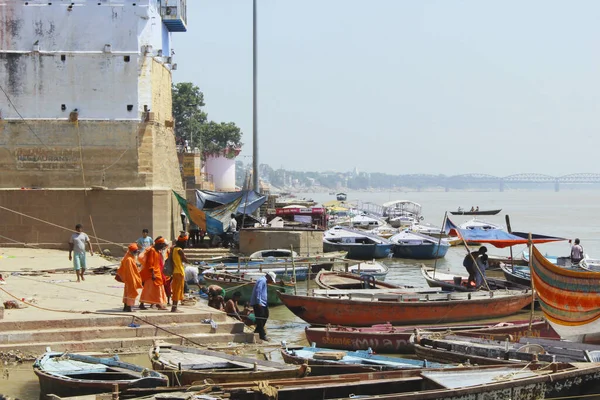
top-left (61, 54), bottom-right (66, 61)
top-left (127, 105), bottom-right (133, 112)
top-left (61, 104), bottom-right (66, 111)
top-left (124, 56), bottom-right (130, 62)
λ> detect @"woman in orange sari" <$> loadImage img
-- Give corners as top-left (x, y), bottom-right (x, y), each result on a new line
top-left (139, 237), bottom-right (168, 310)
top-left (117, 243), bottom-right (143, 312)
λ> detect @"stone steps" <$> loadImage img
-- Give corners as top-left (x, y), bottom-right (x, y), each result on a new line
top-left (0, 332), bottom-right (256, 354)
top-left (0, 308), bottom-right (255, 354)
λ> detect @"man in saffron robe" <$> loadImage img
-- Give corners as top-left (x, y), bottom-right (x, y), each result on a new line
top-left (171, 236), bottom-right (190, 312)
top-left (117, 243), bottom-right (142, 312)
top-left (139, 236), bottom-right (168, 310)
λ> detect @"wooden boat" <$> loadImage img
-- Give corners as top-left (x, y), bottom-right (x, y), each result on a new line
top-left (346, 259), bottom-right (389, 280)
top-left (420, 265), bottom-right (529, 291)
top-left (33, 351), bottom-right (168, 398)
top-left (315, 270), bottom-right (400, 290)
top-left (414, 333), bottom-right (600, 366)
top-left (323, 226), bottom-right (393, 259)
top-left (280, 345), bottom-right (448, 376)
top-left (277, 289), bottom-right (533, 327)
top-left (450, 209), bottom-right (502, 216)
top-left (226, 362), bottom-right (600, 400)
top-left (202, 271), bottom-right (295, 306)
top-left (500, 264), bottom-right (531, 286)
top-left (530, 245), bottom-right (600, 343)
top-left (336, 192), bottom-right (347, 201)
top-left (304, 320), bottom-right (558, 354)
top-left (390, 231), bottom-right (450, 259)
top-left (149, 344), bottom-right (308, 385)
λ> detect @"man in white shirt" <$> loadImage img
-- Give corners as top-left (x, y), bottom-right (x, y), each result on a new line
top-left (68, 224), bottom-right (93, 282)
top-left (228, 213), bottom-right (238, 232)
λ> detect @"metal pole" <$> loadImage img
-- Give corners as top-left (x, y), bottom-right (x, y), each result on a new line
top-left (252, 0), bottom-right (259, 193)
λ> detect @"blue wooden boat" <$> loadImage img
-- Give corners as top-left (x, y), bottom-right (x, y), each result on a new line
top-left (323, 226), bottom-right (393, 260)
top-left (33, 351), bottom-right (168, 398)
top-left (280, 344), bottom-right (449, 376)
top-left (389, 231), bottom-right (450, 259)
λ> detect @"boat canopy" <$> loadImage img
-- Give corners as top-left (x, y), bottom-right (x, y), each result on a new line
top-left (195, 190), bottom-right (267, 214)
top-left (445, 217), bottom-right (565, 248)
top-left (382, 200), bottom-right (422, 209)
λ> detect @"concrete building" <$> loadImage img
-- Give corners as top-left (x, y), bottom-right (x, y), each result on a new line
top-left (0, 0), bottom-right (187, 252)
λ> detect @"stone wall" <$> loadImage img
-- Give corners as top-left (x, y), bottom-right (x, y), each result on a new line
top-left (239, 228), bottom-right (324, 256)
top-left (0, 188), bottom-right (178, 255)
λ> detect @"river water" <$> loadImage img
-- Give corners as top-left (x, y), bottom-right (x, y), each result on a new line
top-left (4, 190), bottom-right (600, 399)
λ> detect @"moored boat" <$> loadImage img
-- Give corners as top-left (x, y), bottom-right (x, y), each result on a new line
top-left (315, 270), bottom-right (400, 290)
top-left (420, 265), bottom-right (529, 291)
top-left (149, 344), bottom-right (308, 385)
top-left (390, 231), bottom-right (450, 259)
top-left (323, 226), bottom-right (393, 259)
top-left (280, 344), bottom-right (448, 376)
top-left (33, 351), bottom-right (168, 398)
top-left (277, 289), bottom-right (533, 327)
top-left (304, 319), bottom-right (557, 354)
top-left (202, 271), bottom-right (295, 306)
top-left (500, 264), bottom-right (531, 286)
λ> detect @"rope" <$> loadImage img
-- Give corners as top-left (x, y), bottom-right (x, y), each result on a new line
top-left (0, 204), bottom-right (124, 247)
top-left (0, 83), bottom-right (49, 149)
top-left (74, 120), bottom-right (88, 192)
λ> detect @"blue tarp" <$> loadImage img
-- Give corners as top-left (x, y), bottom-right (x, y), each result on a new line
top-left (195, 190), bottom-right (267, 215)
top-left (444, 218), bottom-right (565, 248)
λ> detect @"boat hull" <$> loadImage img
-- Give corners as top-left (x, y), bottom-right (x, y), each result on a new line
top-left (304, 320), bottom-right (557, 354)
top-left (393, 243), bottom-right (449, 259)
top-left (203, 272), bottom-right (295, 306)
top-left (278, 291), bottom-right (533, 327)
top-left (449, 209), bottom-right (502, 215)
top-left (323, 241), bottom-right (392, 260)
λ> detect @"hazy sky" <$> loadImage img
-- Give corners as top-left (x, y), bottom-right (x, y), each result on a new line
top-left (173, 1), bottom-right (600, 176)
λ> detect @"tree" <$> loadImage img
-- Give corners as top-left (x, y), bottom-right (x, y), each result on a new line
top-left (200, 121), bottom-right (243, 158)
top-left (172, 83), bottom-right (207, 148)
top-left (172, 83), bottom-right (243, 156)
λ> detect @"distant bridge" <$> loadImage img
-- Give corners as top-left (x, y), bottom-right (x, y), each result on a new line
top-left (394, 173), bottom-right (600, 192)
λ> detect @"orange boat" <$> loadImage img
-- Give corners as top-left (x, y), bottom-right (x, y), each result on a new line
top-left (277, 290), bottom-right (532, 327)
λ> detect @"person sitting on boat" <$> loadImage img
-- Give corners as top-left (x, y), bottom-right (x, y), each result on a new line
top-left (462, 246), bottom-right (487, 287)
top-left (475, 206), bottom-right (480, 212)
top-left (571, 238), bottom-right (584, 264)
top-left (474, 253), bottom-right (488, 288)
top-left (470, 206), bottom-right (475, 212)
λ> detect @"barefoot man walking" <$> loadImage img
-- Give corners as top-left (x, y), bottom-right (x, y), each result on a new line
top-left (68, 223), bottom-right (93, 282)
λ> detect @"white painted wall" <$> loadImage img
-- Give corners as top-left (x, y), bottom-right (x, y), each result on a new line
top-left (0, 0), bottom-right (174, 120)
top-left (205, 155), bottom-right (237, 192)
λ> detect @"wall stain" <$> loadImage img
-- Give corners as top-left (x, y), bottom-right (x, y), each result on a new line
top-left (34, 20), bottom-right (43, 37)
top-left (2, 53), bottom-right (24, 94)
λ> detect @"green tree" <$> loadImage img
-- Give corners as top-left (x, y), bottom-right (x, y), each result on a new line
top-left (200, 121), bottom-right (243, 158)
top-left (172, 83), bottom-right (207, 148)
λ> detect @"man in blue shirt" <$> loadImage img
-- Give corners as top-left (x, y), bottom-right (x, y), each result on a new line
top-left (136, 229), bottom-right (153, 251)
top-left (250, 271), bottom-right (276, 341)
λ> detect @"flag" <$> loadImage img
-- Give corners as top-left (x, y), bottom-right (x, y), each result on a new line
top-left (444, 217), bottom-right (461, 237)
top-left (172, 191), bottom-right (224, 235)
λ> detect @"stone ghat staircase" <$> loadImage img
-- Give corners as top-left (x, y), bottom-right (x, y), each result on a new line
top-left (0, 309), bottom-right (255, 355)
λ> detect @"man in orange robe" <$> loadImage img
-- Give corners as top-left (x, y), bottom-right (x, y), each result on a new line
top-left (139, 237), bottom-right (168, 310)
top-left (117, 243), bottom-right (143, 312)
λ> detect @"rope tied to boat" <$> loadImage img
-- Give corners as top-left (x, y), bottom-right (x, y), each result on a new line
top-left (251, 380), bottom-right (278, 399)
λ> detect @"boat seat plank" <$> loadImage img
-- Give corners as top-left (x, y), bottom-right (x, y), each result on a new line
top-left (44, 360), bottom-right (107, 373)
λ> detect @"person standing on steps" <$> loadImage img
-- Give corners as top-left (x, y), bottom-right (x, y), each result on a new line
top-left (68, 223), bottom-right (93, 283)
top-left (249, 271), bottom-right (276, 341)
top-left (170, 236), bottom-right (190, 312)
top-left (139, 237), bottom-right (168, 310)
top-left (117, 243), bottom-right (143, 312)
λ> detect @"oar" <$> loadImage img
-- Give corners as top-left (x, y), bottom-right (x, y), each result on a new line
top-left (505, 215), bottom-right (514, 272)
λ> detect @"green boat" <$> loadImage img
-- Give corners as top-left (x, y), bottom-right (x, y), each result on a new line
top-left (203, 272), bottom-right (296, 306)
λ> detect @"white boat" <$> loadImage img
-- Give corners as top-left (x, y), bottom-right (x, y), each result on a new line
top-left (389, 231), bottom-right (450, 259)
top-left (367, 225), bottom-right (398, 239)
top-left (458, 218), bottom-right (503, 231)
top-left (346, 260), bottom-right (389, 280)
top-left (409, 222), bottom-right (442, 236)
top-left (348, 213), bottom-right (387, 230)
top-left (248, 249), bottom-right (299, 259)
top-left (383, 200), bottom-right (423, 228)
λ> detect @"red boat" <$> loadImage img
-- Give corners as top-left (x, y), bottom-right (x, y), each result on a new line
top-left (277, 290), bottom-right (533, 327)
top-left (304, 320), bottom-right (559, 354)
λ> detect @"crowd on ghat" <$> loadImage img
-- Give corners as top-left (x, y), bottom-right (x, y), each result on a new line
top-left (68, 223), bottom-right (267, 338)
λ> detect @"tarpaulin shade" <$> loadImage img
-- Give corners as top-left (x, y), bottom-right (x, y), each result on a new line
top-left (195, 190), bottom-right (267, 215)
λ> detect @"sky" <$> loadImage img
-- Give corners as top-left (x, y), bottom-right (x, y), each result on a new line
top-left (172, 1), bottom-right (600, 177)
